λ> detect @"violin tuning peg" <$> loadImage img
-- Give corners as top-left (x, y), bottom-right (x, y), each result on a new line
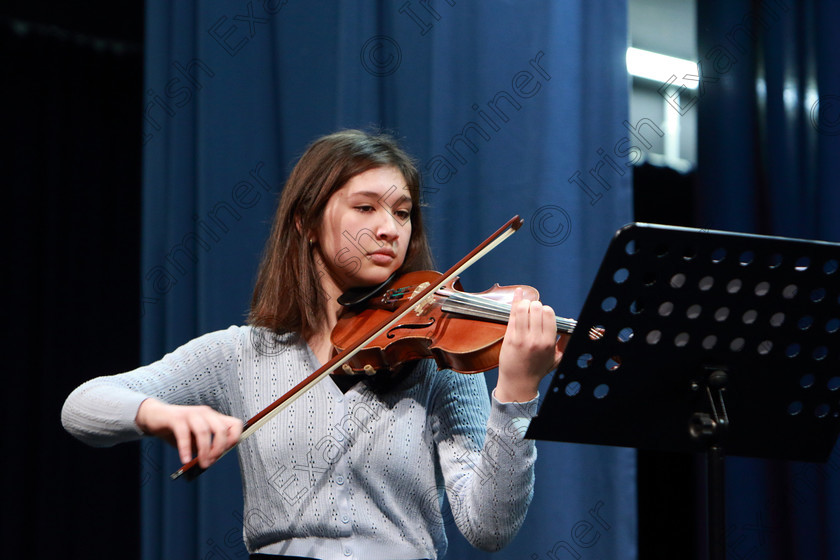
top-left (363, 365), bottom-right (376, 376)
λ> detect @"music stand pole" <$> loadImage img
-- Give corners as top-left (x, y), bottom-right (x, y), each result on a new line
top-left (689, 367), bottom-right (729, 560)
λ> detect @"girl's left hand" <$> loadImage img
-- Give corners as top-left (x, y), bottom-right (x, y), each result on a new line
top-left (495, 288), bottom-right (567, 403)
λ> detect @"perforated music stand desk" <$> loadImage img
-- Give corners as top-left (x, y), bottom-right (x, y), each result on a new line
top-left (526, 223), bottom-right (840, 560)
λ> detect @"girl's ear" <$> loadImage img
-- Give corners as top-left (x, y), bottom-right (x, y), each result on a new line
top-left (295, 214), bottom-right (316, 244)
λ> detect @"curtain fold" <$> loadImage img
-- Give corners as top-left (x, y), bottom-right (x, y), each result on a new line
top-left (141, 2), bottom-right (635, 558)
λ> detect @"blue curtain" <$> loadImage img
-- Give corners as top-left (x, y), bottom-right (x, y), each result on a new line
top-left (141, 1), bottom-right (634, 558)
top-left (697, 1), bottom-right (840, 558)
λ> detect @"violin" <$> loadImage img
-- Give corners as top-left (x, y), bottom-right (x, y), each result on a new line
top-left (331, 270), bottom-right (581, 375)
top-left (171, 215), bottom-right (588, 481)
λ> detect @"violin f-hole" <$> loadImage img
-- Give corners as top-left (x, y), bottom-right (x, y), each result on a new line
top-left (386, 318), bottom-right (436, 338)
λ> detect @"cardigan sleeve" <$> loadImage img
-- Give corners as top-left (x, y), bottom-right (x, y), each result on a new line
top-left (61, 326), bottom-right (242, 447)
top-left (427, 364), bottom-right (539, 552)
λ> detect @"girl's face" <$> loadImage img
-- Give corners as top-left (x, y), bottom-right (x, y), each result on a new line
top-left (313, 166), bottom-right (413, 295)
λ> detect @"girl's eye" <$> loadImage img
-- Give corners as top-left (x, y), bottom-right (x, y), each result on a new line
top-left (395, 209), bottom-right (411, 219)
top-left (355, 205), bottom-right (375, 213)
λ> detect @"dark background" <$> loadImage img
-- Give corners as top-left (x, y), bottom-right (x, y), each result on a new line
top-left (3, 2), bottom-right (144, 558)
top-left (1, 2), bottom-right (699, 559)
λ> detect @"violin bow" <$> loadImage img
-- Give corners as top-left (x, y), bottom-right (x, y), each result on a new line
top-left (171, 215), bottom-right (524, 480)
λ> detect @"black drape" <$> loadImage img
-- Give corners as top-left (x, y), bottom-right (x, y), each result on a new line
top-left (2, 4), bottom-right (143, 559)
top-left (633, 162), bottom-right (702, 559)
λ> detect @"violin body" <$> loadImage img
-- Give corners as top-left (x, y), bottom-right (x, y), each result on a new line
top-left (331, 270), bottom-right (540, 375)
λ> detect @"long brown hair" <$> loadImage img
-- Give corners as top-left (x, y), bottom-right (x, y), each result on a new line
top-left (249, 129), bottom-right (434, 337)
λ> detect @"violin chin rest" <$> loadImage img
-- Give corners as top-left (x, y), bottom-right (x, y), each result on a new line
top-left (337, 272), bottom-right (398, 307)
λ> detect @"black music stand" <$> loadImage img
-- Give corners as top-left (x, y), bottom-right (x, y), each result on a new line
top-left (526, 223), bottom-right (840, 560)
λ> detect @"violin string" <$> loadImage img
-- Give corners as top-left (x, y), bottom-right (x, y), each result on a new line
top-left (388, 285), bottom-right (602, 339)
top-left (441, 292), bottom-right (575, 333)
top-left (438, 290), bottom-right (602, 338)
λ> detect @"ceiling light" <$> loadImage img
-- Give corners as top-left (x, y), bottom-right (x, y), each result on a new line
top-left (626, 47), bottom-right (698, 90)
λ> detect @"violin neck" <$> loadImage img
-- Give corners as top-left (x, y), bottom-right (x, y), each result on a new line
top-left (439, 290), bottom-right (577, 334)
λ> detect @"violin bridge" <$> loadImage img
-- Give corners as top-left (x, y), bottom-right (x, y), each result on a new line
top-left (411, 282), bottom-right (433, 315)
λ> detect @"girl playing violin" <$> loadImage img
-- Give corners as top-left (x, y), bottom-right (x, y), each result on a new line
top-left (62, 129), bottom-right (564, 560)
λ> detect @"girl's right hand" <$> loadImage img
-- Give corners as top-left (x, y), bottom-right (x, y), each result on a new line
top-left (135, 398), bottom-right (243, 467)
